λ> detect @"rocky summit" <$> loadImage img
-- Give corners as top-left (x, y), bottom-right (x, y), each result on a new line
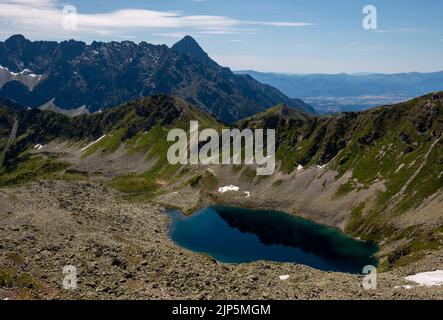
top-left (0, 35), bottom-right (314, 124)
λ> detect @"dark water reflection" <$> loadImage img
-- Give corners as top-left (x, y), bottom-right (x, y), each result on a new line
top-left (167, 206), bottom-right (378, 274)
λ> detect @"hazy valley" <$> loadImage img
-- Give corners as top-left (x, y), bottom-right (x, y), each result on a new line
top-left (237, 70), bottom-right (443, 114)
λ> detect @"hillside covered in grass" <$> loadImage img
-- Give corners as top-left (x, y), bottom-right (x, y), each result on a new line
top-left (0, 92), bottom-right (442, 270)
top-left (238, 92), bottom-right (442, 269)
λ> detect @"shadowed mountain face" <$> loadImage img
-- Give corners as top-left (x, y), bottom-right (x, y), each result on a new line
top-left (213, 206), bottom-right (379, 263)
top-left (0, 96), bottom-right (25, 112)
top-left (0, 35), bottom-right (314, 123)
top-left (171, 35), bottom-right (219, 68)
top-left (0, 94), bottom-right (221, 167)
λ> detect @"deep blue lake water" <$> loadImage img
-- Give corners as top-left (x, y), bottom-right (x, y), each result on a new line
top-left (166, 206), bottom-right (378, 274)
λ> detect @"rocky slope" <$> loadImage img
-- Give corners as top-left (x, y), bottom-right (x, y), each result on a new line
top-left (1, 180), bottom-right (441, 300)
top-left (235, 93), bottom-right (443, 269)
top-left (0, 65), bottom-right (44, 91)
top-left (0, 92), bottom-right (442, 299)
top-left (38, 99), bottom-right (90, 117)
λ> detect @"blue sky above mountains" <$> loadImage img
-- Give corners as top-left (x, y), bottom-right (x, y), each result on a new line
top-left (0, 0), bottom-right (442, 73)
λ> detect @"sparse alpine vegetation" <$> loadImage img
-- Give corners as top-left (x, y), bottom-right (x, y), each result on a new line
top-left (0, 91), bottom-right (442, 271)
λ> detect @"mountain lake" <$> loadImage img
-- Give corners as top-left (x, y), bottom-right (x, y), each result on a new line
top-left (166, 206), bottom-right (379, 274)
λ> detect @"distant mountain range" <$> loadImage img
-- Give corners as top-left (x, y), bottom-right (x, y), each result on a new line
top-left (0, 35), bottom-right (314, 123)
top-left (236, 70), bottom-right (443, 114)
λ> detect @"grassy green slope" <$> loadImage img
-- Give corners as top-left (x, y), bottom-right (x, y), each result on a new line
top-left (0, 94), bottom-right (221, 199)
top-left (0, 92), bottom-right (441, 269)
top-left (243, 92), bottom-right (443, 269)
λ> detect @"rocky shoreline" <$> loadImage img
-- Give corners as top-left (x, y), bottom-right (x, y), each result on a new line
top-left (0, 181), bottom-right (442, 300)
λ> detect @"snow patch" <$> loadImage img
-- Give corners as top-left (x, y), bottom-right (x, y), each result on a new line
top-left (405, 270), bottom-right (443, 287)
top-left (279, 275), bottom-right (290, 281)
top-left (297, 164), bottom-right (304, 172)
top-left (0, 65), bottom-right (43, 90)
top-left (244, 191), bottom-right (250, 198)
top-left (218, 185), bottom-right (240, 193)
top-left (394, 285), bottom-right (413, 289)
top-left (81, 135), bottom-right (106, 151)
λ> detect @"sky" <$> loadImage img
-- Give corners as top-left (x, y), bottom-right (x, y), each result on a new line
top-left (0, 0), bottom-right (442, 74)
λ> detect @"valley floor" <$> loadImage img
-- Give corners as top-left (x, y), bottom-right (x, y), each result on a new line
top-left (0, 180), bottom-right (442, 300)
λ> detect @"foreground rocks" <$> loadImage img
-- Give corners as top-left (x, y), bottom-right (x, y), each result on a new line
top-left (0, 181), bottom-right (442, 300)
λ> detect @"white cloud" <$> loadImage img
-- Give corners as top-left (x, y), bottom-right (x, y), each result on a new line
top-left (196, 30), bottom-right (236, 35)
top-left (348, 41), bottom-right (387, 52)
top-left (292, 43), bottom-right (311, 48)
top-left (351, 47), bottom-right (387, 52)
top-left (371, 27), bottom-right (426, 34)
top-left (152, 32), bottom-right (190, 39)
top-left (5, 0), bottom-right (54, 4)
top-left (395, 27), bottom-right (424, 32)
top-left (0, 0), bottom-right (315, 40)
top-left (214, 53), bottom-right (357, 74)
top-left (212, 54), bottom-right (307, 72)
top-left (370, 29), bottom-right (393, 33)
top-left (247, 21), bottom-right (315, 27)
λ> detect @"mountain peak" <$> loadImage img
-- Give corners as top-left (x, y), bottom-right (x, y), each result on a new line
top-left (180, 35), bottom-right (197, 42)
top-left (171, 35), bottom-right (218, 67)
top-left (237, 103), bottom-right (310, 129)
top-left (5, 34), bottom-right (28, 45)
top-left (172, 35), bottom-right (200, 49)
